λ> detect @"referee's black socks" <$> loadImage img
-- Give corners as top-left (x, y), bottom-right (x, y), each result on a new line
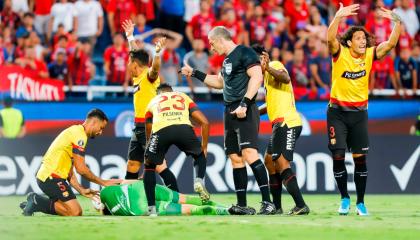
top-left (354, 155), bottom-right (368, 204)
top-left (144, 163), bottom-right (157, 207)
top-left (281, 168), bottom-right (306, 208)
top-left (250, 159), bottom-right (271, 203)
top-left (233, 167), bottom-right (248, 207)
top-left (159, 168), bottom-right (179, 192)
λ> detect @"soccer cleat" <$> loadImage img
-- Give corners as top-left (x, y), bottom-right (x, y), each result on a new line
top-left (22, 192), bottom-right (37, 216)
top-left (194, 178), bottom-right (210, 202)
top-left (19, 201), bottom-right (27, 210)
top-left (288, 205), bottom-right (310, 215)
top-left (258, 201), bottom-right (276, 215)
top-left (356, 203), bottom-right (369, 216)
top-left (275, 208), bottom-right (283, 215)
top-left (147, 206), bottom-right (157, 217)
top-left (228, 205), bottom-right (256, 215)
top-left (338, 197), bottom-right (351, 215)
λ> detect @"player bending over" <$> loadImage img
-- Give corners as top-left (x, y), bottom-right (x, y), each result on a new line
top-left (143, 83), bottom-right (210, 216)
top-left (20, 109), bottom-right (122, 216)
top-left (94, 180), bottom-right (229, 216)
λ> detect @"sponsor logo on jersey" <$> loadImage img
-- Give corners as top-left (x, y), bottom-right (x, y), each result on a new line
top-left (341, 70), bottom-right (366, 79)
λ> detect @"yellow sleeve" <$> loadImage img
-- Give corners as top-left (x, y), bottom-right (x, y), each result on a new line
top-left (71, 127), bottom-right (87, 156)
top-left (269, 61), bottom-right (287, 72)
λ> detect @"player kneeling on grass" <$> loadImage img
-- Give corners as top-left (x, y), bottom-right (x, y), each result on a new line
top-left (93, 180), bottom-right (229, 216)
top-left (20, 109), bottom-right (122, 216)
top-left (143, 83), bottom-right (210, 216)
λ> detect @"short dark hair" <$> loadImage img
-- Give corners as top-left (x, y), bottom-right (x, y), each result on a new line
top-left (58, 35), bottom-right (68, 42)
top-left (339, 26), bottom-right (375, 48)
top-left (3, 96), bottom-right (13, 108)
top-left (23, 12), bottom-right (34, 18)
top-left (251, 43), bottom-right (266, 55)
top-left (87, 109), bottom-right (108, 122)
top-left (129, 49), bottom-right (149, 66)
top-left (157, 83), bottom-right (173, 94)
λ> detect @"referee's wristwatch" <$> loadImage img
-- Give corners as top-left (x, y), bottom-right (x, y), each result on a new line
top-left (240, 97), bottom-right (252, 108)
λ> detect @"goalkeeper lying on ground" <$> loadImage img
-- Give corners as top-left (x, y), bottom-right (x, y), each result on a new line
top-left (94, 180), bottom-right (230, 216)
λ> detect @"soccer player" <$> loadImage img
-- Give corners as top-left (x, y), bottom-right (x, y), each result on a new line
top-left (252, 44), bottom-right (310, 215)
top-left (143, 83), bottom-right (210, 216)
top-left (21, 109), bottom-right (122, 216)
top-left (181, 26), bottom-right (275, 215)
top-left (122, 19), bottom-right (178, 191)
top-left (97, 180), bottom-right (229, 216)
top-left (327, 3), bottom-right (401, 215)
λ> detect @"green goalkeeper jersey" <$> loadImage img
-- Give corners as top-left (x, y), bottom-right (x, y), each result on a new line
top-left (100, 181), bottom-right (179, 216)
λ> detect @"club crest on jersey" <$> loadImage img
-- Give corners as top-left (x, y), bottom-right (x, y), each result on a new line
top-left (223, 58), bottom-right (232, 75)
top-left (341, 70), bottom-right (366, 80)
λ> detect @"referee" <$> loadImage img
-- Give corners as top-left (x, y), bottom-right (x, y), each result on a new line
top-left (181, 26), bottom-right (275, 215)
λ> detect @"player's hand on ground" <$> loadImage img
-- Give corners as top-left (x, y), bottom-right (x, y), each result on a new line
top-left (155, 37), bottom-right (166, 53)
top-left (180, 64), bottom-right (193, 77)
top-left (335, 3), bottom-right (360, 18)
top-left (231, 105), bottom-right (247, 118)
top-left (122, 19), bottom-right (135, 37)
top-left (80, 188), bottom-right (99, 198)
top-left (103, 179), bottom-right (123, 186)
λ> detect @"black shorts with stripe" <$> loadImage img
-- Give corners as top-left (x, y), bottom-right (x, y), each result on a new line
top-left (145, 124), bottom-right (202, 165)
top-left (327, 107), bottom-right (369, 154)
top-left (127, 124), bottom-right (147, 162)
top-left (224, 101), bottom-right (259, 155)
top-left (37, 177), bottom-right (76, 202)
top-left (266, 123), bottom-right (302, 161)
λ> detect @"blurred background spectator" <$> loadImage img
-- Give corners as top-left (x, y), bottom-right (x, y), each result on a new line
top-left (0, 96), bottom-right (25, 138)
top-left (0, 0), bottom-right (418, 101)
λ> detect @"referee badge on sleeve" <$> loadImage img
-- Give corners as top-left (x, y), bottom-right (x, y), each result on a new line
top-left (78, 140), bottom-right (84, 147)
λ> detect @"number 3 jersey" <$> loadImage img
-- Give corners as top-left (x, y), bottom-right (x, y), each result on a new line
top-left (145, 91), bottom-right (198, 133)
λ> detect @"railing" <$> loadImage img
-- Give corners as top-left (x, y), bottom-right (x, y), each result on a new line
top-left (63, 86), bottom-right (420, 101)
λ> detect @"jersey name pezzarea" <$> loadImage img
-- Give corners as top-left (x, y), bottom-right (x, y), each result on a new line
top-left (341, 70), bottom-right (366, 80)
top-left (163, 111), bottom-right (183, 117)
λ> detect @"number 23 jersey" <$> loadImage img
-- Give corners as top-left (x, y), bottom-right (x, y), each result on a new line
top-left (145, 92), bottom-right (198, 133)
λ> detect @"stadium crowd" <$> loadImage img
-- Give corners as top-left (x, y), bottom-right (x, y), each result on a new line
top-left (0, 0), bottom-right (419, 100)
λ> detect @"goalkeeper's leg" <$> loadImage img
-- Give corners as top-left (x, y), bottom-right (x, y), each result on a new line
top-left (157, 201), bottom-right (229, 216)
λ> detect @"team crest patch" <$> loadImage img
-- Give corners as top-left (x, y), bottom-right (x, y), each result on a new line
top-left (78, 140), bottom-right (84, 147)
top-left (63, 191), bottom-right (69, 197)
top-left (330, 138), bottom-right (336, 145)
top-left (225, 63), bottom-right (232, 75)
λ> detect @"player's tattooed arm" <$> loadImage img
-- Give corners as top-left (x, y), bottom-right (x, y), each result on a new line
top-left (73, 154), bottom-right (122, 186)
top-left (122, 19), bottom-right (139, 51)
top-left (375, 7), bottom-right (402, 59)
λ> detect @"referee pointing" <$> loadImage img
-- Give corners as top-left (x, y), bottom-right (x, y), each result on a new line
top-left (181, 26), bottom-right (275, 215)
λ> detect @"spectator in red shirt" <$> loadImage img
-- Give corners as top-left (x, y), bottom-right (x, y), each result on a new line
top-left (285, 48), bottom-right (310, 100)
top-left (365, 7), bottom-right (392, 44)
top-left (31, 0), bottom-right (54, 42)
top-left (15, 45), bottom-right (49, 78)
top-left (68, 42), bottom-right (95, 86)
top-left (245, 5), bottom-right (270, 45)
top-left (397, 24), bottom-right (413, 53)
top-left (103, 33), bottom-right (128, 86)
top-left (213, 8), bottom-right (247, 45)
top-left (107, 0), bottom-right (136, 36)
top-left (186, 0), bottom-right (215, 49)
top-left (284, 0), bottom-right (309, 36)
top-left (133, 0), bottom-right (155, 22)
top-left (370, 55), bottom-right (396, 91)
top-left (1, 0), bottom-right (20, 30)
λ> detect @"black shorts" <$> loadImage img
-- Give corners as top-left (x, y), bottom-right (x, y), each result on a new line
top-left (145, 124), bottom-right (202, 165)
top-left (127, 124), bottom-right (147, 162)
top-left (37, 177), bottom-right (76, 202)
top-left (327, 107), bottom-right (369, 154)
top-left (224, 101), bottom-right (259, 155)
top-left (266, 123), bottom-right (302, 161)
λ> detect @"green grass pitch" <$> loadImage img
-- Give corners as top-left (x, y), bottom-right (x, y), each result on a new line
top-left (1, 194), bottom-right (419, 240)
